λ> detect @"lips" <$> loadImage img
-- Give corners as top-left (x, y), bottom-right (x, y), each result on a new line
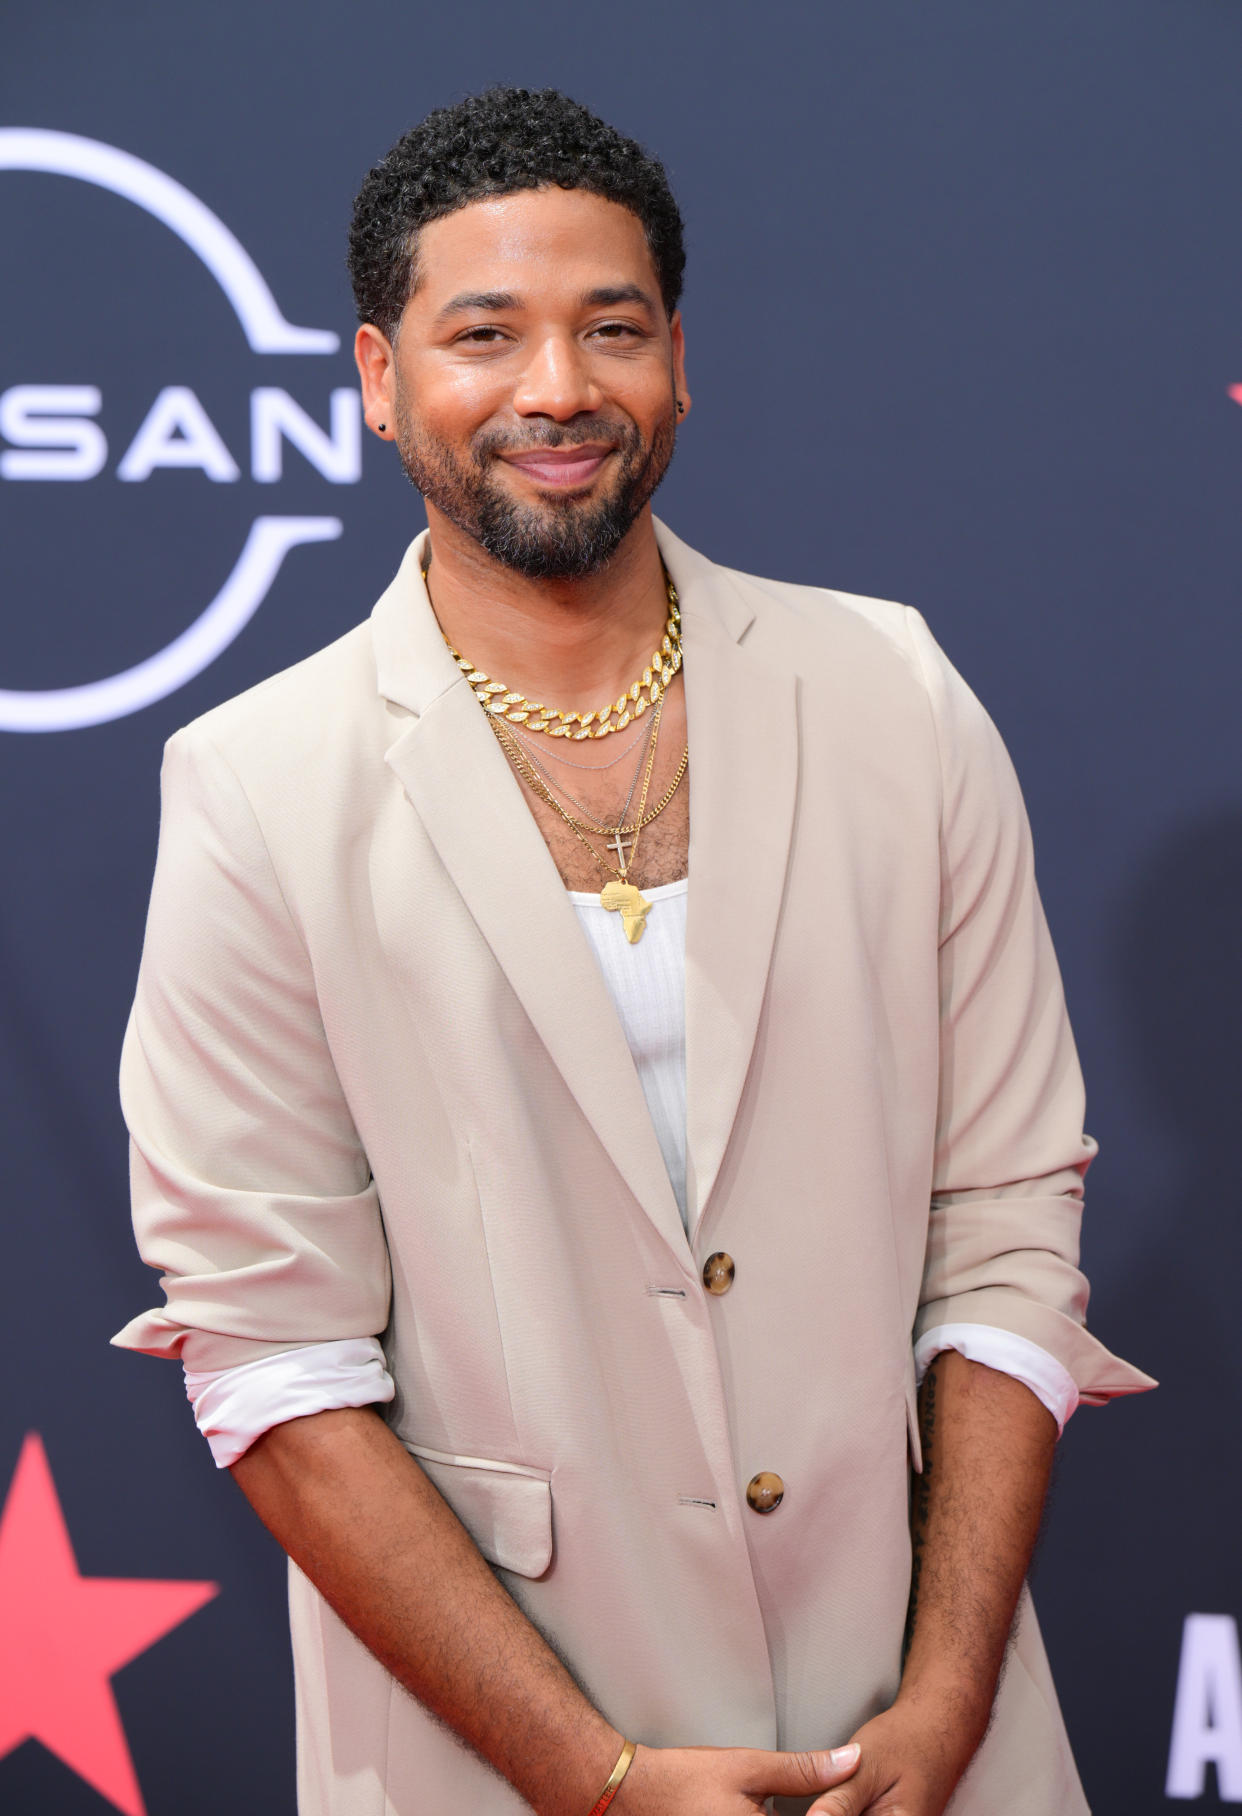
top-left (500, 445), bottom-right (614, 489)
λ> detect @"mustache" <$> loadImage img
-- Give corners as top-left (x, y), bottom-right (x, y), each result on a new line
top-left (471, 417), bottom-right (641, 459)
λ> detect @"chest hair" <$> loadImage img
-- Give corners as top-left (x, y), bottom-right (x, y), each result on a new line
top-left (497, 704), bottom-right (690, 892)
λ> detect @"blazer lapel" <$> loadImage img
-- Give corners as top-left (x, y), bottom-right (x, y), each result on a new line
top-left (372, 535), bottom-right (690, 1264)
top-left (655, 524), bottom-right (800, 1240)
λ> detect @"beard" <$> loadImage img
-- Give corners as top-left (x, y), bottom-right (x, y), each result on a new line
top-left (392, 397), bottom-right (677, 580)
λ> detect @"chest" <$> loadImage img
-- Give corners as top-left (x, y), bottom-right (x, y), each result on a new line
top-left (529, 776), bottom-right (689, 892)
top-left (496, 683), bottom-right (690, 893)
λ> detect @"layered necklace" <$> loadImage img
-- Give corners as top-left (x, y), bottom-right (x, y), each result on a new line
top-left (442, 574), bottom-right (688, 944)
top-left (446, 574), bottom-right (682, 739)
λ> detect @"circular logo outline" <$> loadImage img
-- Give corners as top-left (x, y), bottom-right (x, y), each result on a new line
top-left (0, 129), bottom-right (344, 732)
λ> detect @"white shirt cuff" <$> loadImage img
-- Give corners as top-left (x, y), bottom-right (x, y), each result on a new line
top-left (184, 1336), bottom-right (395, 1468)
top-left (914, 1323), bottom-right (1079, 1434)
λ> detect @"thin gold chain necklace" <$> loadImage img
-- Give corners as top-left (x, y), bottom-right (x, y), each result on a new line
top-left (511, 704), bottom-right (656, 826)
top-left (517, 718), bottom-right (648, 771)
top-left (489, 703), bottom-right (670, 943)
top-left (495, 716), bottom-right (688, 842)
top-left (447, 577), bottom-right (682, 740)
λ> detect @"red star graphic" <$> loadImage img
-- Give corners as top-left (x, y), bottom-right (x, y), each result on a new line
top-left (0, 1433), bottom-right (217, 1816)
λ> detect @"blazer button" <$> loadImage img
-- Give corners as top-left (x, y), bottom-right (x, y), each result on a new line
top-left (702, 1251), bottom-right (735, 1295)
top-left (746, 1471), bottom-right (785, 1514)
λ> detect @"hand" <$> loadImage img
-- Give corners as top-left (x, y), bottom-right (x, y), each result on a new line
top-left (807, 1701), bottom-right (978, 1816)
top-left (615, 1739), bottom-right (861, 1814)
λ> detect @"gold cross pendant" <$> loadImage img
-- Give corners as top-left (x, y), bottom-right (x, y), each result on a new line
top-left (606, 829), bottom-right (635, 873)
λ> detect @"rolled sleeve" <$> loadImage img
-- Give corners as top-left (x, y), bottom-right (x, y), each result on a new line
top-left (112, 726), bottom-right (392, 1375)
top-left (914, 1323), bottom-right (1079, 1433)
top-left (906, 608), bottom-right (1155, 1407)
top-left (186, 1337), bottom-right (395, 1468)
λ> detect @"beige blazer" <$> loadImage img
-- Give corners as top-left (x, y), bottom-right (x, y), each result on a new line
top-left (116, 519), bottom-right (1152, 1815)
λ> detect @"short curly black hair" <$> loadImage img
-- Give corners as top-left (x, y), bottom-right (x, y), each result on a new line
top-left (348, 87), bottom-right (685, 342)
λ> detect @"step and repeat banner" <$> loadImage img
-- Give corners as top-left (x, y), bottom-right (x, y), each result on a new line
top-left (2, 3), bottom-right (1238, 1811)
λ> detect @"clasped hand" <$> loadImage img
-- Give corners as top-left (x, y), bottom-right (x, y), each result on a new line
top-left (613, 1699), bottom-right (971, 1816)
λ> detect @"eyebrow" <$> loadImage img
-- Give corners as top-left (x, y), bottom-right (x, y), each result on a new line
top-left (435, 290), bottom-right (521, 322)
top-left (580, 284), bottom-right (659, 313)
top-left (434, 283), bottom-right (660, 323)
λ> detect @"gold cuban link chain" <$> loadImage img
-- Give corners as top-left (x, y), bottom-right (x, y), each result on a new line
top-left (448, 578), bottom-right (682, 740)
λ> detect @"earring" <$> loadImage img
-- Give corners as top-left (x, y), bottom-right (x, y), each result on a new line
top-left (676, 400), bottom-right (685, 415)
top-left (377, 421), bottom-right (387, 432)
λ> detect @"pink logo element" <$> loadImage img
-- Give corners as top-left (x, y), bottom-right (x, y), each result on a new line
top-left (0, 1433), bottom-right (217, 1815)
top-left (1230, 385), bottom-right (1242, 406)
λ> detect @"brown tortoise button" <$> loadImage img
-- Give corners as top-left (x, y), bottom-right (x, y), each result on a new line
top-left (702, 1251), bottom-right (736, 1295)
top-left (746, 1471), bottom-right (785, 1514)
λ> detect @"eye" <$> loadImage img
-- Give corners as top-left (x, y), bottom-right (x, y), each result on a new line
top-left (590, 320), bottom-right (645, 342)
top-left (456, 326), bottom-right (509, 345)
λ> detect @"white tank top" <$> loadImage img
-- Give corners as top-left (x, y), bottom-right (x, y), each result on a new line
top-left (569, 877), bottom-right (688, 1228)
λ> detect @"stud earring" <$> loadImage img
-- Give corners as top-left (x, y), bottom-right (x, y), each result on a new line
top-left (377, 421), bottom-right (387, 432)
top-left (676, 400), bottom-right (685, 415)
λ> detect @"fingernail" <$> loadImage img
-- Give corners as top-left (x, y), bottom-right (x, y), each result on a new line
top-left (829, 1744), bottom-right (860, 1769)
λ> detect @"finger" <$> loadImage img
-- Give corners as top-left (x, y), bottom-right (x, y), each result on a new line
top-left (807, 1785), bottom-right (867, 1816)
top-left (808, 1759), bottom-right (882, 1816)
top-left (745, 1742), bottom-right (862, 1799)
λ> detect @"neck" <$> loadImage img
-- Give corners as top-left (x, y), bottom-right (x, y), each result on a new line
top-left (420, 503), bottom-right (670, 713)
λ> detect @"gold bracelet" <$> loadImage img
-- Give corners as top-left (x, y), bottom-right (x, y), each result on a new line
top-left (586, 1738), bottom-right (637, 1816)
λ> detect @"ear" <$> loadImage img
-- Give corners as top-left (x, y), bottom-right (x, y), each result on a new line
top-left (355, 323), bottom-right (397, 438)
top-left (670, 311), bottom-right (691, 421)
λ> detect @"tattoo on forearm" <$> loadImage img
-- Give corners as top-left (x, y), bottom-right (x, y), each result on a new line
top-left (903, 1358), bottom-right (938, 1663)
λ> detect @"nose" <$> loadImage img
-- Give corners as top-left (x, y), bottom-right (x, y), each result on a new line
top-left (512, 330), bottom-right (602, 422)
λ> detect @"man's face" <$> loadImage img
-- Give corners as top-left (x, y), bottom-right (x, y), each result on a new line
top-left (360, 188), bottom-right (688, 579)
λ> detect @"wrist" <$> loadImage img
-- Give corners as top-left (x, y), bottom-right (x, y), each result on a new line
top-left (534, 1723), bottom-right (627, 1816)
top-left (609, 1744), bottom-right (658, 1814)
top-left (890, 1671), bottom-right (993, 1766)
top-left (900, 1626), bottom-right (1005, 1719)
top-left (587, 1738), bottom-right (637, 1814)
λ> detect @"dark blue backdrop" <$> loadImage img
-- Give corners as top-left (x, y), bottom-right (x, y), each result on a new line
top-left (2, 3), bottom-right (1238, 1810)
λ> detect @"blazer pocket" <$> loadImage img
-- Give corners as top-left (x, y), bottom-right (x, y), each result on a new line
top-left (406, 1442), bottom-right (554, 1579)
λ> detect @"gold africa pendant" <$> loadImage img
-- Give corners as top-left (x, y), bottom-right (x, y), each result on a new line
top-left (599, 879), bottom-right (652, 944)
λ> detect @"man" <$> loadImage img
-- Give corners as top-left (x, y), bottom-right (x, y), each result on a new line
top-left (115, 88), bottom-right (1153, 1815)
